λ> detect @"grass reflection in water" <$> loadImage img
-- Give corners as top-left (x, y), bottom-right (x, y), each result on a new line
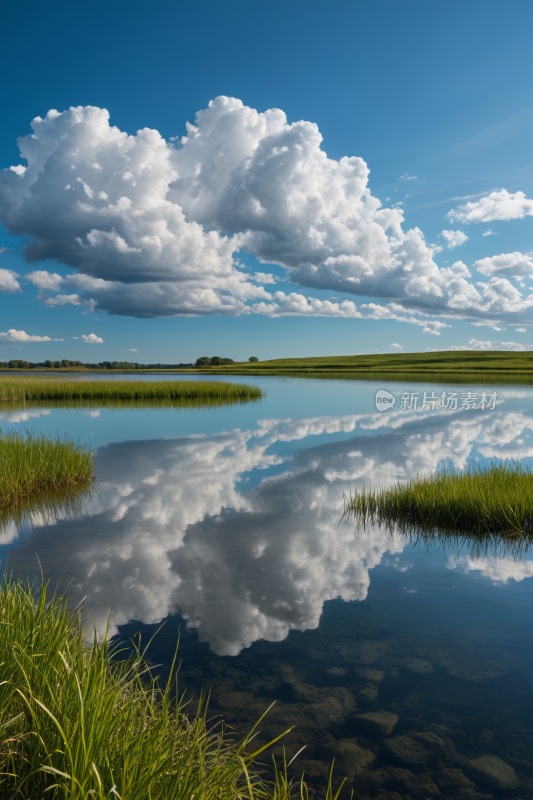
top-left (0, 476), bottom-right (98, 534)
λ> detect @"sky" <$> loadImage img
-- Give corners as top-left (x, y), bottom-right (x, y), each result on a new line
top-left (0, 0), bottom-right (532, 364)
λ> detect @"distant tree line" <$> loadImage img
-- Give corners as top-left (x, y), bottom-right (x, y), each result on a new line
top-left (195, 356), bottom-right (235, 367)
top-left (194, 356), bottom-right (259, 366)
top-left (0, 360), bottom-right (194, 370)
top-left (0, 356), bottom-right (259, 370)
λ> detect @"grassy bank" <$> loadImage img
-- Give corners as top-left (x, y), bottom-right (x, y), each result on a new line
top-left (0, 576), bottom-right (337, 799)
top-left (0, 378), bottom-right (264, 402)
top-left (193, 350), bottom-right (533, 377)
top-left (0, 428), bottom-right (94, 510)
top-left (344, 462), bottom-right (533, 535)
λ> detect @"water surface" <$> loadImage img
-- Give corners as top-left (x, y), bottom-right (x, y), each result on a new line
top-left (2, 375), bottom-right (532, 798)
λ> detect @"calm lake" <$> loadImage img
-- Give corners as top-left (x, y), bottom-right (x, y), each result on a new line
top-left (2, 374), bottom-right (533, 798)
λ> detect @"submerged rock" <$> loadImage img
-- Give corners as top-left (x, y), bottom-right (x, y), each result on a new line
top-left (441, 791), bottom-right (493, 800)
top-left (351, 709), bottom-right (399, 736)
top-left (402, 771), bottom-right (441, 795)
top-left (335, 738), bottom-right (376, 780)
top-left (296, 758), bottom-right (331, 780)
top-left (352, 766), bottom-right (414, 798)
top-left (355, 667), bottom-right (385, 684)
top-left (325, 667), bottom-right (348, 676)
top-left (468, 755), bottom-right (520, 790)
top-left (434, 767), bottom-right (476, 791)
top-left (384, 734), bottom-right (433, 765)
top-left (357, 683), bottom-right (379, 704)
top-left (336, 639), bottom-right (394, 665)
top-left (403, 656), bottom-right (435, 674)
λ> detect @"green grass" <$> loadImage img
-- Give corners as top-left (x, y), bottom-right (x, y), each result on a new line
top-left (0, 428), bottom-right (94, 510)
top-left (0, 378), bottom-right (264, 402)
top-left (344, 462), bottom-right (533, 535)
top-left (192, 350), bottom-right (533, 377)
top-left (0, 575), bottom-right (343, 800)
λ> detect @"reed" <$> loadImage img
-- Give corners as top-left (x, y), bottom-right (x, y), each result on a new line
top-left (0, 428), bottom-right (94, 509)
top-left (0, 378), bottom-right (264, 402)
top-left (344, 461), bottom-right (533, 535)
top-left (0, 575), bottom-right (341, 800)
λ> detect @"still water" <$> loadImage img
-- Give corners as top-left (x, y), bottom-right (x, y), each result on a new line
top-left (1, 375), bottom-right (533, 798)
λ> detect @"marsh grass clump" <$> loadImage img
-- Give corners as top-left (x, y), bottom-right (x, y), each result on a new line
top-left (0, 575), bottom-right (343, 800)
top-left (345, 462), bottom-right (533, 536)
top-left (0, 427), bottom-right (94, 510)
top-left (0, 378), bottom-right (264, 403)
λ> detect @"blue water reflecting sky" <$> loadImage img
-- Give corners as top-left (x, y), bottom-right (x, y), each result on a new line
top-left (3, 375), bottom-right (533, 790)
top-left (2, 376), bottom-right (532, 657)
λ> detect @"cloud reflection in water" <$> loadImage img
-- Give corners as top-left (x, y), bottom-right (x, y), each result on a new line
top-left (5, 407), bottom-right (533, 655)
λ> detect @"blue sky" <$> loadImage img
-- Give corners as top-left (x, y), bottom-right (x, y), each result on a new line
top-left (1, 0), bottom-right (532, 363)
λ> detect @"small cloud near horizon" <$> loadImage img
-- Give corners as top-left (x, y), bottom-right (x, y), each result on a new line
top-left (0, 328), bottom-right (63, 342)
top-left (81, 333), bottom-right (103, 344)
top-left (390, 343), bottom-right (404, 349)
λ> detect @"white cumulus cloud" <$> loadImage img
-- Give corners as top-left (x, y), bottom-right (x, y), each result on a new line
top-left (81, 333), bottom-right (103, 343)
top-left (0, 101), bottom-right (532, 328)
top-left (475, 251), bottom-right (533, 277)
top-left (439, 230), bottom-right (468, 249)
top-left (428, 337), bottom-right (533, 352)
top-left (0, 329), bottom-right (63, 342)
top-left (0, 268), bottom-right (21, 293)
top-left (390, 343), bottom-right (404, 349)
top-left (447, 189), bottom-right (533, 223)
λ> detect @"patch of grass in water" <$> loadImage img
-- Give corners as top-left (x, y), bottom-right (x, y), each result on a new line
top-left (344, 462), bottom-right (533, 536)
top-left (0, 574), bottom-right (343, 799)
top-left (0, 427), bottom-right (95, 510)
top-left (0, 377), bottom-right (264, 402)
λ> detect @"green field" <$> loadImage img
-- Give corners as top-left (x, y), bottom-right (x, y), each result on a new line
top-left (2, 350), bottom-right (533, 379)
top-left (198, 350), bottom-right (533, 377)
